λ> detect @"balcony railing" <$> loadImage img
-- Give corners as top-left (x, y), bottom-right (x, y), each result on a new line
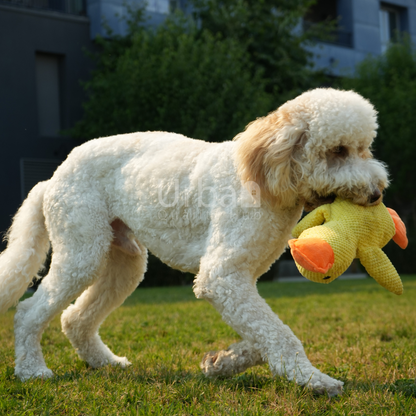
top-left (1, 0), bottom-right (86, 16)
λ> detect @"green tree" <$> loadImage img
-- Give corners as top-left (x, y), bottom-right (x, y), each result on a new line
top-left (341, 39), bottom-right (416, 272)
top-left (70, 10), bottom-right (272, 143)
top-left (190, 0), bottom-right (330, 98)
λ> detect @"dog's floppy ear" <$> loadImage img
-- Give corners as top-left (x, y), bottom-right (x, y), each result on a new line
top-left (235, 108), bottom-right (307, 207)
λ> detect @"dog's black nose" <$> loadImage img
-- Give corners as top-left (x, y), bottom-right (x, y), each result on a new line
top-left (369, 189), bottom-right (381, 203)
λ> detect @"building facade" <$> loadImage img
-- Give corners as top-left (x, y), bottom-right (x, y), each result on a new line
top-left (307, 0), bottom-right (416, 75)
top-left (0, 0), bottom-right (179, 245)
top-left (0, 2), bottom-right (91, 247)
top-left (88, 0), bottom-right (190, 39)
top-left (0, 0), bottom-right (415, 244)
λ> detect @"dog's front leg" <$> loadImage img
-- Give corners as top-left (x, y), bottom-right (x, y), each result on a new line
top-left (193, 269), bottom-right (343, 396)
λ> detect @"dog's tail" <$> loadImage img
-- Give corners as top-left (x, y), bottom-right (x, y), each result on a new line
top-left (0, 181), bottom-right (50, 314)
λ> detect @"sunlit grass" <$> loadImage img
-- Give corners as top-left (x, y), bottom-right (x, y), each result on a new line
top-left (1, 276), bottom-right (415, 415)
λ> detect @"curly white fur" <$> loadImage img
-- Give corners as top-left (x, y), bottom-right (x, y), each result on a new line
top-left (0, 89), bottom-right (388, 396)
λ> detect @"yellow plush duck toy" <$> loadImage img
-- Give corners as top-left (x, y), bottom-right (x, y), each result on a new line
top-left (288, 197), bottom-right (408, 295)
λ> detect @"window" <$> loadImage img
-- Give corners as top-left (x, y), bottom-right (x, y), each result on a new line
top-left (304, 0), bottom-right (353, 48)
top-left (305, 0), bottom-right (337, 24)
top-left (35, 53), bottom-right (62, 137)
top-left (380, 5), bottom-right (401, 53)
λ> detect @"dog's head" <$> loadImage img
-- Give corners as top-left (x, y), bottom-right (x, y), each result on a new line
top-left (235, 88), bottom-right (388, 210)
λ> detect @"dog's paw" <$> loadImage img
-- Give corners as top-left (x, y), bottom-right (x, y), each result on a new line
top-left (86, 354), bottom-right (131, 369)
top-left (306, 371), bottom-right (344, 397)
top-left (200, 350), bottom-right (235, 377)
top-left (110, 356), bottom-right (131, 368)
top-left (15, 366), bottom-right (54, 381)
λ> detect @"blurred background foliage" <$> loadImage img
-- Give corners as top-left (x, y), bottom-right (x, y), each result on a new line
top-left (70, 14), bottom-right (272, 143)
top-left (339, 38), bottom-right (416, 274)
top-left (68, 1), bottom-right (415, 285)
top-left (70, 0), bottom-right (329, 143)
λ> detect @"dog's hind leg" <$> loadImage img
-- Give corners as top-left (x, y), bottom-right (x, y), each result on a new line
top-left (61, 244), bottom-right (147, 369)
top-left (14, 223), bottom-right (112, 381)
top-left (200, 340), bottom-right (265, 377)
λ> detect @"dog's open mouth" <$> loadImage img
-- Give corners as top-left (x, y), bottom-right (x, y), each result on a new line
top-left (304, 187), bottom-right (384, 212)
top-left (304, 194), bottom-right (336, 212)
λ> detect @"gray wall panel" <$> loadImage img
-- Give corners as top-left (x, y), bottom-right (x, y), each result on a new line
top-left (0, 6), bottom-right (93, 243)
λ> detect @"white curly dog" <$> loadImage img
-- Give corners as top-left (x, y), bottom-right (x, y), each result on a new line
top-left (0, 88), bottom-right (388, 396)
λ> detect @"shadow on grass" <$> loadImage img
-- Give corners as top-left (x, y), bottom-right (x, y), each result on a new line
top-left (115, 367), bottom-right (322, 400)
top-left (37, 370), bottom-right (416, 399)
top-left (32, 363), bottom-right (302, 394)
top-left (388, 378), bottom-right (416, 397)
top-left (10, 362), bottom-right (414, 403)
top-left (343, 378), bottom-right (416, 398)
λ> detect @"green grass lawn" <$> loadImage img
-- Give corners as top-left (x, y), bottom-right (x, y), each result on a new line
top-left (1, 276), bottom-right (416, 415)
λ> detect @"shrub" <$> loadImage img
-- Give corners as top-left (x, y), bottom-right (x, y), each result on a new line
top-left (70, 13), bottom-right (272, 143)
top-left (191, 0), bottom-right (330, 98)
top-left (341, 39), bottom-right (416, 273)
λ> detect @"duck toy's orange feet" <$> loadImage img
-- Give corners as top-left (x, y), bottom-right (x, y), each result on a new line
top-left (288, 238), bottom-right (334, 274)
